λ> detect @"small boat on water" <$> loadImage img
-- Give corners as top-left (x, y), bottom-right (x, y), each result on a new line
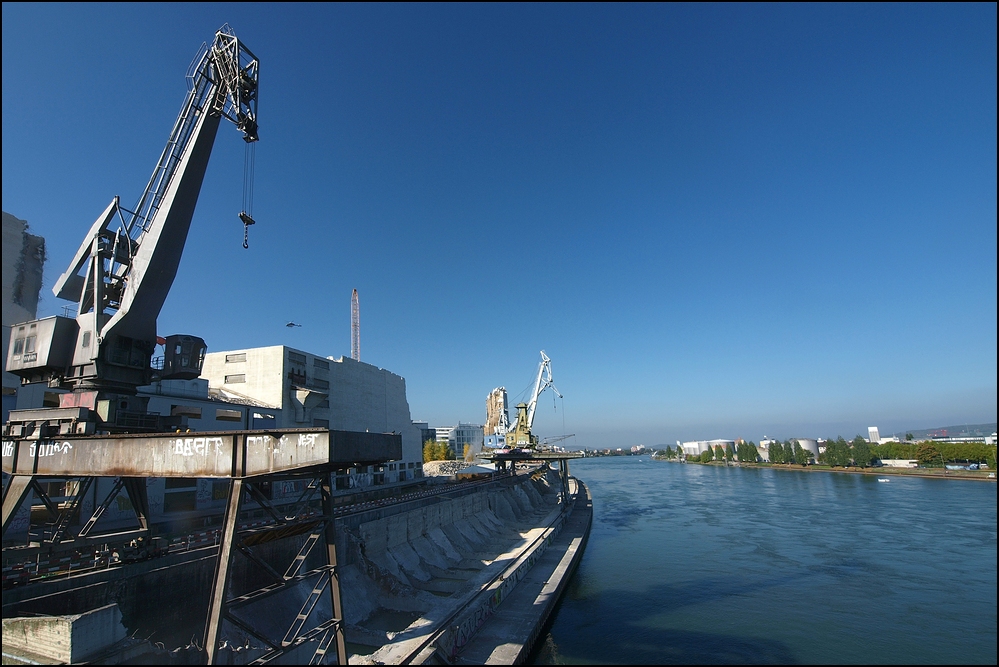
top-left (877, 478), bottom-right (890, 483)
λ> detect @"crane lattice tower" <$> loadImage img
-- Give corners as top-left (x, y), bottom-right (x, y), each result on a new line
top-left (351, 288), bottom-right (360, 361)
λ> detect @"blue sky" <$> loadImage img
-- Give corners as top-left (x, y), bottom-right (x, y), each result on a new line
top-left (3, 3), bottom-right (996, 447)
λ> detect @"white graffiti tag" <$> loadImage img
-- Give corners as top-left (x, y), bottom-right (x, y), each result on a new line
top-left (28, 441), bottom-right (73, 457)
top-left (173, 437), bottom-right (224, 457)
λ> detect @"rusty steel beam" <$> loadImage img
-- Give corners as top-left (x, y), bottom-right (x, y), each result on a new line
top-left (2, 428), bottom-right (401, 479)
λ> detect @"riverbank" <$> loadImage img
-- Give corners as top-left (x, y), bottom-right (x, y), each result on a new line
top-left (676, 459), bottom-right (997, 481)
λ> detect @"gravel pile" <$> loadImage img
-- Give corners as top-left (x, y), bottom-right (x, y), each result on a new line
top-left (422, 460), bottom-right (470, 477)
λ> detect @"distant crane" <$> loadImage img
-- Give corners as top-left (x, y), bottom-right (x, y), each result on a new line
top-left (351, 288), bottom-right (360, 361)
top-left (539, 433), bottom-right (575, 451)
top-left (507, 350), bottom-right (562, 448)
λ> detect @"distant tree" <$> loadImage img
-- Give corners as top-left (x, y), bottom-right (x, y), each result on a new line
top-left (714, 445), bottom-right (724, 461)
top-left (792, 441), bottom-right (808, 466)
top-left (700, 449), bottom-right (713, 463)
top-left (905, 433), bottom-right (914, 441)
top-left (725, 443), bottom-right (735, 462)
top-left (916, 442), bottom-right (940, 466)
top-left (822, 438), bottom-right (851, 467)
top-left (747, 442), bottom-right (759, 463)
top-left (423, 439), bottom-right (455, 463)
top-left (852, 440), bottom-right (872, 468)
top-left (851, 435), bottom-right (868, 449)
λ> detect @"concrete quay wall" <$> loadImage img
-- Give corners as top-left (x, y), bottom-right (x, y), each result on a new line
top-left (424, 479), bottom-right (592, 664)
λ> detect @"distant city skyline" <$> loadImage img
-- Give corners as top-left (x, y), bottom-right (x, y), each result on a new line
top-left (2, 4), bottom-right (995, 449)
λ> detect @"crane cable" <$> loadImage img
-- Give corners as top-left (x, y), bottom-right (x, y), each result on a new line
top-left (240, 141), bottom-right (256, 248)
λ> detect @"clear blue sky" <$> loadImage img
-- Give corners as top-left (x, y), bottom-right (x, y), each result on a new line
top-left (3, 3), bottom-right (996, 447)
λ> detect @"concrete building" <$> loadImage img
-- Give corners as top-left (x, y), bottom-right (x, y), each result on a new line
top-left (412, 420), bottom-right (435, 445)
top-left (868, 426), bottom-right (880, 444)
top-left (201, 345), bottom-right (423, 484)
top-left (2, 212), bottom-right (45, 423)
top-left (485, 387), bottom-right (509, 436)
top-left (448, 422), bottom-right (485, 461)
top-left (434, 426), bottom-right (454, 443)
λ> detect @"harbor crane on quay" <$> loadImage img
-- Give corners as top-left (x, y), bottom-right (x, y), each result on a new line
top-left (506, 350), bottom-right (563, 449)
top-left (5, 24), bottom-right (260, 433)
top-left (3, 26), bottom-right (389, 665)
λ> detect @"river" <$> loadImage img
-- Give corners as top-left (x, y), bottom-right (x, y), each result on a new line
top-left (529, 456), bottom-right (997, 664)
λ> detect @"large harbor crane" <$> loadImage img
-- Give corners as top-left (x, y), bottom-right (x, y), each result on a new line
top-left (506, 350), bottom-right (562, 448)
top-left (5, 25), bottom-right (259, 434)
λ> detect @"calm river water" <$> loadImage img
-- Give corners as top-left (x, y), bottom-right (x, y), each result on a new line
top-left (529, 456), bottom-right (997, 665)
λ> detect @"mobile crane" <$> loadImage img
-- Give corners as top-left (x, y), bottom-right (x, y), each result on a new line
top-left (5, 25), bottom-right (259, 435)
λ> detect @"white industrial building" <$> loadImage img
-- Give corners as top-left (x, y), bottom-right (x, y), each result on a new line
top-left (200, 345), bottom-right (423, 483)
top-left (2, 212), bottom-right (45, 423)
top-left (792, 438), bottom-right (820, 460)
top-left (681, 439), bottom-right (735, 458)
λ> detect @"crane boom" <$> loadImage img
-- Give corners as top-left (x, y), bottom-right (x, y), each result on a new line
top-left (7, 25), bottom-right (259, 400)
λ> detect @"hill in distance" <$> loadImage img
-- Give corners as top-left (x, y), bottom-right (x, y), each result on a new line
top-left (902, 423), bottom-right (997, 439)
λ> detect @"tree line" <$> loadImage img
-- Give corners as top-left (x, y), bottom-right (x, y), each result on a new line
top-left (655, 438), bottom-right (996, 469)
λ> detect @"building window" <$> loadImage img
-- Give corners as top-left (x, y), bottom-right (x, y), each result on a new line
top-left (171, 405), bottom-right (202, 419)
top-left (318, 399), bottom-right (330, 408)
top-left (313, 358), bottom-right (329, 370)
top-left (310, 378), bottom-right (330, 390)
top-left (288, 351), bottom-right (306, 365)
top-left (216, 409), bottom-right (242, 422)
top-left (82, 331), bottom-right (91, 348)
top-left (225, 353), bottom-right (246, 363)
top-left (313, 418), bottom-right (330, 428)
top-left (225, 374), bottom-right (245, 384)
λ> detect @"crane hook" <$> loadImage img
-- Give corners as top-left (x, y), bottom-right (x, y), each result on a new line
top-left (239, 211), bottom-right (255, 249)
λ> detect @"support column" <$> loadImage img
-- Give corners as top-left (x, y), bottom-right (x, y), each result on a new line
top-left (2, 475), bottom-right (33, 535)
top-left (204, 476), bottom-right (244, 664)
top-left (321, 472), bottom-right (348, 665)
